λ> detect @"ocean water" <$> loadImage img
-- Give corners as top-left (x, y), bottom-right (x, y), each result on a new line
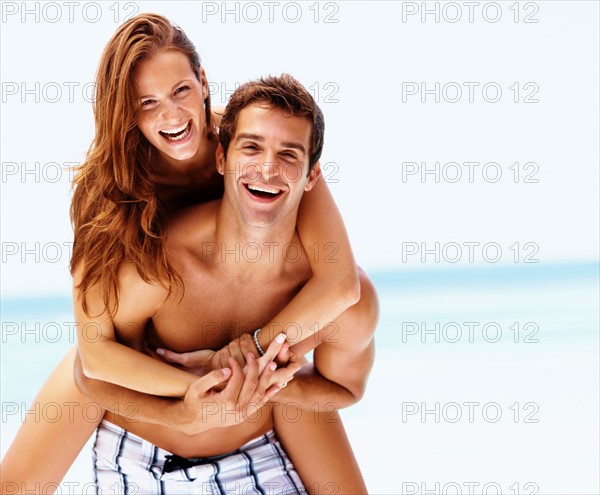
top-left (1, 262), bottom-right (598, 494)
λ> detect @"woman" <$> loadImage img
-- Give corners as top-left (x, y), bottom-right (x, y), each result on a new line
top-left (0, 13), bottom-right (374, 494)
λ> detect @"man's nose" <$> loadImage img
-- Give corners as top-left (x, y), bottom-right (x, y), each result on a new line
top-left (256, 153), bottom-right (281, 179)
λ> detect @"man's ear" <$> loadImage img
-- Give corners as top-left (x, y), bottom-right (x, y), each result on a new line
top-left (304, 161), bottom-right (321, 191)
top-left (216, 143), bottom-right (225, 175)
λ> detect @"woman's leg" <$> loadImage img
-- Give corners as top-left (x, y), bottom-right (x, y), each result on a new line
top-left (1, 346), bottom-right (103, 494)
top-left (274, 403), bottom-right (367, 495)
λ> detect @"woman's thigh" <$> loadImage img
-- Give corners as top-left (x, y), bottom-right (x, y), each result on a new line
top-left (1, 346), bottom-right (103, 494)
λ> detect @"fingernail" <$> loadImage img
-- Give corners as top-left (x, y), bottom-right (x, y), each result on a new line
top-left (269, 362), bottom-right (277, 371)
top-left (156, 348), bottom-right (164, 356)
top-left (247, 352), bottom-right (255, 360)
top-left (275, 333), bottom-right (286, 344)
top-left (222, 368), bottom-right (231, 377)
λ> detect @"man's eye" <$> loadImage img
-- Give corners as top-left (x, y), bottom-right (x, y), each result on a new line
top-left (282, 152), bottom-right (297, 159)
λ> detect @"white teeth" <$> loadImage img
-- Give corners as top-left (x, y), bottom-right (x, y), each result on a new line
top-left (160, 121), bottom-right (191, 142)
top-left (247, 184), bottom-right (280, 194)
top-left (161, 121), bottom-right (189, 135)
top-left (164, 129), bottom-right (189, 141)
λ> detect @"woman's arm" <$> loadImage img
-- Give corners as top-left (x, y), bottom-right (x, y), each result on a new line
top-left (257, 177), bottom-right (361, 349)
top-left (75, 261), bottom-right (297, 407)
top-left (74, 262), bottom-right (199, 397)
top-left (74, 349), bottom-right (293, 435)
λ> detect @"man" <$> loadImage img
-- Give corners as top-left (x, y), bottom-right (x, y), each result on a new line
top-left (75, 74), bottom-right (378, 493)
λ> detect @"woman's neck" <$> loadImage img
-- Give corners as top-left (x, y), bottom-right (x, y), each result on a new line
top-left (151, 136), bottom-right (224, 213)
top-left (150, 135), bottom-right (219, 188)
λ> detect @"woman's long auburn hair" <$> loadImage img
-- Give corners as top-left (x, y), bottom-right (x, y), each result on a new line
top-left (70, 13), bottom-right (215, 316)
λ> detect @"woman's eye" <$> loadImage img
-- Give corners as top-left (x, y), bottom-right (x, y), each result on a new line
top-left (140, 99), bottom-right (155, 107)
top-left (175, 85), bottom-right (190, 95)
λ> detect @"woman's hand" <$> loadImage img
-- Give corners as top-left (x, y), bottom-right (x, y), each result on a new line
top-left (156, 333), bottom-right (299, 388)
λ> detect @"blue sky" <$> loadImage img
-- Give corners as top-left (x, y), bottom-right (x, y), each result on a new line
top-left (1, 1), bottom-right (598, 296)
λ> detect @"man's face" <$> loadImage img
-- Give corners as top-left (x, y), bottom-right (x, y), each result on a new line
top-left (217, 103), bottom-right (320, 229)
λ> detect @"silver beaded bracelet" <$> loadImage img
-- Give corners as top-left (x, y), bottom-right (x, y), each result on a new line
top-left (253, 328), bottom-right (265, 356)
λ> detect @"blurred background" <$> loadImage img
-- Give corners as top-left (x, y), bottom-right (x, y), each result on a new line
top-left (1, 1), bottom-right (598, 493)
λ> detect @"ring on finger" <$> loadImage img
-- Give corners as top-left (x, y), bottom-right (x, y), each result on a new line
top-left (280, 382), bottom-right (287, 388)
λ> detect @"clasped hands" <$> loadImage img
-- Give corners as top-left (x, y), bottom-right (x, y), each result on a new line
top-left (154, 333), bottom-right (299, 434)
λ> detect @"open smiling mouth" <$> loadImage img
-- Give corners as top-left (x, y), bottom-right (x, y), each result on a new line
top-left (245, 183), bottom-right (284, 199)
top-left (159, 121), bottom-right (192, 142)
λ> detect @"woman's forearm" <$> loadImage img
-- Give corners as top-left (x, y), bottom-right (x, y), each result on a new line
top-left (80, 338), bottom-right (197, 397)
top-left (74, 351), bottom-right (224, 435)
top-left (74, 264), bottom-right (198, 399)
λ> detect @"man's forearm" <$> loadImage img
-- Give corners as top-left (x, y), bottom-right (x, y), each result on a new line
top-left (273, 362), bottom-right (357, 410)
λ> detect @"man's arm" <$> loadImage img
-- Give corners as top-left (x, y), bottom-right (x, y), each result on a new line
top-left (279, 269), bottom-right (378, 410)
top-left (270, 362), bottom-right (356, 411)
top-left (73, 348), bottom-right (296, 435)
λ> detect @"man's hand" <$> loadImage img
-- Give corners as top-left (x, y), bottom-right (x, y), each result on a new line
top-left (156, 334), bottom-right (256, 372)
top-left (154, 346), bottom-right (216, 376)
top-left (175, 353), bottom-right (293, 434)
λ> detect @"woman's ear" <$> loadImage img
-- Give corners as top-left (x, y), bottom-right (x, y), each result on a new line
top-left (199, 66), bottom-right (209, 100)
top-left (216, 143), bottom-right (225, 175)
top-left (304, 161), bottom-right (321, 191)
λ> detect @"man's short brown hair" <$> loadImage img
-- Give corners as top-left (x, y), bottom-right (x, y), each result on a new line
top-left (219, 74), bottom-right (324, 173)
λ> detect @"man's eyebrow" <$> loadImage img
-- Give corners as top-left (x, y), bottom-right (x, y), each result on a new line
top-left (234, 133), bottom-right (306, 155)
top-left (235, 133), bottom-right (264, 143)
top-left (280, 142), bottom-right (306, 155)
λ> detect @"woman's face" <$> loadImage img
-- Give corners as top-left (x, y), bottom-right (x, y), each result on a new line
top-left (135, 49), bottom-right (208, 163)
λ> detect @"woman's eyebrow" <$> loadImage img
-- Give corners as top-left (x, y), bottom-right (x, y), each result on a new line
top-left (170, 79), bottom-right (195, 91)
top-left (138, 79), bottom-right (195, 99)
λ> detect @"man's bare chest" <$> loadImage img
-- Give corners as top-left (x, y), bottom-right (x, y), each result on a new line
top-left (148, 268), bottom-right (308, 352)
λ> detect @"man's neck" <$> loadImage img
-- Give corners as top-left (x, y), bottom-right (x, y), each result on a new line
top-left (213, 198), bottom-right (300, 277)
